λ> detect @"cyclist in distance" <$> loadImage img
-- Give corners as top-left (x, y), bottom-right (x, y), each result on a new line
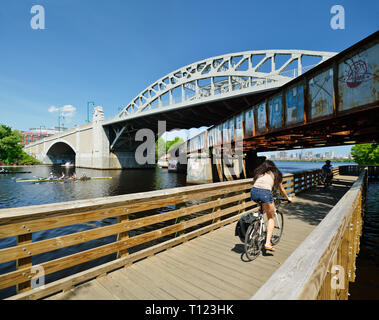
top-left (321, 160), bottom-right (333, 186)
top-left (250, 160), bottom-right (293, 252)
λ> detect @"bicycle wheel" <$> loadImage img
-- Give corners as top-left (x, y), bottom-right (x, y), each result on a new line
top-left (244, 221), bottom-right (263, 261)
top-left (271, 211), bottom-right (284, 246)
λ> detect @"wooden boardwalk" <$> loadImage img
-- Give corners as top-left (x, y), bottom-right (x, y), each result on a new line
top-left (47, 175), bottom-right (357, 300)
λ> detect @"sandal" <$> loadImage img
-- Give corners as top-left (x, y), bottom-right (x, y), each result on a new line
top-left (264, 245), bottom-right (276, 252)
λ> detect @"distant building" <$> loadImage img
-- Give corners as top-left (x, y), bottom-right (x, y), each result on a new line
top-left (20, 127), bottom-right (66, 146)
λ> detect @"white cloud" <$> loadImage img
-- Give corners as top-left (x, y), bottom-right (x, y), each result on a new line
top-left (61, 105), bottom-right (76, 118)
top-left (48, 105), bottom-right (59, 113)
top-left (48, 104), bottom-right (76, 118)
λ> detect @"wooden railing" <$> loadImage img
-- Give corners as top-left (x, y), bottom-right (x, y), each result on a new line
top-left (340, 165), bottom-right (379, 178)
top-left (0, 167), bottom-right (342, 300)
top-left (251, 167), bottom-right (367, 300)
top-left (0, 178), bottom-right (256, 300)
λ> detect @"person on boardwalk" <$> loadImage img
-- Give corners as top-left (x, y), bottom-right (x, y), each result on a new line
top-left (321, 160), bottom-right (333, 187)
top-left (250, 160), bottom-right (293, 252)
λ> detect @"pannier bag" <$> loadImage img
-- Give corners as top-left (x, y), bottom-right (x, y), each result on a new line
top-left (235, 211), bottom-right (257, 243)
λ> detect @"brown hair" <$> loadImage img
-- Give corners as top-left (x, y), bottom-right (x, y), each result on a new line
top-left (252, 160), bottom-right (283, 189)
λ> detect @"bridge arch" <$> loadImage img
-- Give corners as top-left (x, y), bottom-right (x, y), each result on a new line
top-left (117, 49), bottom-right (337, 120)
top-left (46, 141), bottom-right (76, 165)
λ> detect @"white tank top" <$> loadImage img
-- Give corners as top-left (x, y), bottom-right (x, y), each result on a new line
top-left (253, 172), bottom-right (275, 190)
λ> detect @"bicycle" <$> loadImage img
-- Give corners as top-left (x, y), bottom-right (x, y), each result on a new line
top-left (321, 173), bottom-right (333, 188)
top-left (244, 197), bottom-right (289, 261)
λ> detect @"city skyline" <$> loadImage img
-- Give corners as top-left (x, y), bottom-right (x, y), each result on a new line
top-left (261, 147), bottom-right (353, 160)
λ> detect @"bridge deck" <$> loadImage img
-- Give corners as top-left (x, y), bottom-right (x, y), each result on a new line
top-left (47, 175), bottom-right (357, 300)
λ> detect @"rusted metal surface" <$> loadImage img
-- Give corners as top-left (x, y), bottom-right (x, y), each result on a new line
top-left (244, 108), bottom-right (254, 138)
top-left (235, 113), bottom-right (243, 139)
top-left (268, 94), bottom-right (283, 129)
top-left (338, 43), bottom-right (379, 111)
top-left (184, 32), bottom-right (379, 154)
top-left (308, 68), bottom-right (334, 119)
top-left (286, 83), bottom-right (305, 125)
top-left (255, 102), bottom-right (266, 132)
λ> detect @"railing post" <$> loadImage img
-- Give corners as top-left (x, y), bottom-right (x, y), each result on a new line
top-left (116, 209), bottom-right (130, 260)
top-left (16, 233), bottom-right (33, 293)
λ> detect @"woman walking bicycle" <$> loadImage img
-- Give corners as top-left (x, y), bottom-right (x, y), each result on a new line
top-left (250, 160), bottom-right (293, 252)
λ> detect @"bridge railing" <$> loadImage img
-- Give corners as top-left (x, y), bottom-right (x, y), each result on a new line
top-left (0, 167), bottom-right (340, 300)
top-left (251, 167), bottom-right (367, 300)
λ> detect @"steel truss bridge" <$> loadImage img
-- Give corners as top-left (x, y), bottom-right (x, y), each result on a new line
top-left (105, 50), bottom-right (337, 150)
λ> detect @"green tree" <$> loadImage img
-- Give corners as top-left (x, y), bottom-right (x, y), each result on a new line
top-left (351, 143), bottom-right (379, 165)
top-left (167, 137), bottom-right (184, 153)
top-left (155, 136), bottom-right (184, 161)
top-left (0, 124), bottom-right (41, 165)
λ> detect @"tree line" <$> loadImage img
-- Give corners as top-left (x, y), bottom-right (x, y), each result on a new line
top-left (0, 124), bottom-right (41, 165)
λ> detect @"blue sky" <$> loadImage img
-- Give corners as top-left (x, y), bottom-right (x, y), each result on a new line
top-left (0, 0), bottom-right (378, 156)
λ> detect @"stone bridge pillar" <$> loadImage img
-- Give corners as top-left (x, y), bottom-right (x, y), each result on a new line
top-left (92, 106), bottom-right (110, 169)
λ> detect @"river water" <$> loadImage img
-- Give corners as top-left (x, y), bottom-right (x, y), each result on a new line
top-left (1, 161), bottom-right (377, 299)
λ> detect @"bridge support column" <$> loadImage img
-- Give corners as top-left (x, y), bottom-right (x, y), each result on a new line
top-left (186, 152), bottom-right (213, 184)
top-left (91, 106), bottom-right (110, 169)
top-left (108, 151), bottom-right (155, 169)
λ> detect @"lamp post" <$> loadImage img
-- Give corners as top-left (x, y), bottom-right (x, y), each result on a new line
top-left (58, 114), bottom-right (65, 132)
top-left (39, 125), bottom-right (46, 140)
top-left (87, 101), bottom-right (95, 123)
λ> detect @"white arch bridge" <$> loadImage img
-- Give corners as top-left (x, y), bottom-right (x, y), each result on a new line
top-left (106, 49), bottom-right (336, 130)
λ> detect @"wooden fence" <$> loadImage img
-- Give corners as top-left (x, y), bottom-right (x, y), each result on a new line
top-left (340, 165), bottom-right (379, 178)
top-left (0, 166), bottom-right (344, 300)
top-left (251, 167), bottom-right (367, 300)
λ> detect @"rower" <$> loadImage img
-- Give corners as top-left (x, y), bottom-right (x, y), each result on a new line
top-left (69, 172), bottom-right (77, 180)
top-left (48, 172), bottom-right (54, 180)
top-left (59, 172), bottom-right (66, 180)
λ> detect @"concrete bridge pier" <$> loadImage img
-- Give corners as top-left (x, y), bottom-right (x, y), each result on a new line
top-left (186, 152), bottom-right (213, 184)
top-left (89, 106), bottom-right (110, 169)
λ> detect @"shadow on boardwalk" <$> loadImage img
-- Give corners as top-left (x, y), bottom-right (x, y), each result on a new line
top-left (281, 175), bottom-right (357, 226)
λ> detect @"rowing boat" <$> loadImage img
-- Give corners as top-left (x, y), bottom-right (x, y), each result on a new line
top-left (16, 177), bottom-right (112, 183)
top-left (0, 171), bottom-right (32, 174)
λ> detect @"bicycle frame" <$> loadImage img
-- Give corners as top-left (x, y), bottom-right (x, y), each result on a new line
top-left (255, 207), bottom-right (281, 239)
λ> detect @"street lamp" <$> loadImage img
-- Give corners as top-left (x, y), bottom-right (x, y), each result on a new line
top-left (58, 114), bottom-right (65, 132)
top-left (39, 125), bottom-right (46, 139)
top-left (87, 101), bottom-right (95, 123)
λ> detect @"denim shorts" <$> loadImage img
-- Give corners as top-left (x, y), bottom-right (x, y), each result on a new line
top-left (250, 187), bottom-right (274, 204)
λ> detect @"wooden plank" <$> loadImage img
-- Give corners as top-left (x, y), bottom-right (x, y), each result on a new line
top-left (47, 280), bottom-right (116, 300)
top-left (160, 253), bottom-right (247, 299)
top-left (169, 244), bottom-right (262, 291)
top-left (95, 272), bottom-right (140, 300)
top-left (145, 258), bottom-right (222, 299)
top-left (117, 266), bottom-right (175, 300)
top-left (134, 260), bottom-right (200, 300)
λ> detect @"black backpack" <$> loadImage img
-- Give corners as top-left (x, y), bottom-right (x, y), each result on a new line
top-left (235, 211), bottom-right (257, 243)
